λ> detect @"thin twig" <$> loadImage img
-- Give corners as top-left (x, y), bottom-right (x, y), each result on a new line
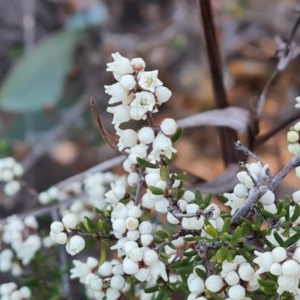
top-left (199, 0), bottom-right (241, 166)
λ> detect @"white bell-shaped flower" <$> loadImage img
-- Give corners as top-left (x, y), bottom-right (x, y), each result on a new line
top-left (187, 274), bottom-right (205, 294)
top-left (271, 247), bottom-right (287, 263)
top-left (130, 91), bottom-right (156, 119)
top-left (253, 251), bottom-right (274, 274)
top-left (106, 52), bottom-right (133, 75)
top-left (110, 275), bottom-right (126, 290)
top-left (138, 70), bottom-right (162, 92)
top-left (155, 86), bottom-right (172, 104)
top-left (281, 259), bottom-right (299, 278)
top-left (150, 133), bottom-right (177, 160)
top-left (116, 128), bottom-right (138, 151)
top-left (66, 235), bottom-right (85, 256)
top-left (107, 105), bottom-right (131, 126)
top-left (131, 57), bottom-right (146, 71)
top-left (123, 257), bottom-right (139, 275)
top-left (105, 82), bottom-right (129, 104)
top-left (62, 213), bottom-right (78, 229)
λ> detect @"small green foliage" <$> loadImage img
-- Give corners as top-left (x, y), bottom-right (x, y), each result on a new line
top-left (148, 186), bottom-right (165, 195)
top-left (171, 127), bottom-right (183, 143)
top-left (137, 157), bottom-right (159, 168)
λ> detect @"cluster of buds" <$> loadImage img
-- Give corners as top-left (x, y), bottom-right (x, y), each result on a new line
top-left (0, 215), bottom-right (41, 274)
top-left (287, 121), bottom-right (300, 155)
top-left (0, 157), bottom-right (23, 196)
top-left (224, 161), bottom-right (275, 215)
top-left (50, 213), bottom-right (85, 255)
top-left (0, 283), bottom-right (31, 300)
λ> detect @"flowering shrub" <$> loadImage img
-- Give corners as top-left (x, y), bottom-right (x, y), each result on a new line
top-left (2, 52), bottom-right (300, 300)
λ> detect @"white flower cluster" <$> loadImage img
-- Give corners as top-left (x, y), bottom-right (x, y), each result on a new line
top-left (70, 257), bottom-right (127, 300)
top-left (50, 213), bottom-right (85, 255)
top-left (287, 121), bottom-right (300, 155)
top-left (187, 255), bottom-right (259, 300)
top-left (0, 283), bottom-right (31, 300)
top-left (105, 52), bottom-right (172, 127)
top-left (0, 157), bottom-right (23, 196)
top-left (0, 215), bottom-right (41, 271)
top-left (254, 246), bottom-right (300, 295)
top-left (224, 161), bottom-right (275, 215)
top-left (110, 202), bottom-right (168, 283)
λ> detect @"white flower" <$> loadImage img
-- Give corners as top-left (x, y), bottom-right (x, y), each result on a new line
top-left (225, 271), bottom-right (239, 285)
top-left (271, 247), bottom-right (287, 263)
top-left (296, 166), bottom-right (300, 179)
top-left (259, 190), bottom-right (275, 205)
top-left (233, 183), bottom-right (248, 198)
top-left (90, 277), bottom-right (103, 292)
top-left (123, 257), bottom-right (139, 275)
top-left (141, 234), bottom-right (153, 246)
top-left (125, 217), bottom-right (139, 231)
top-left (228, 284), bottom-right (246, 300)
top-left (277, 275), bottom-right (299, 294)
top-left (160, 118), bottom-right (177, 135)
top-left (129, 247), bottom-right (144, 262)
top-left (281, 259), bottom-right (299, 277)
top-left (119, 74), bottom-right (136, 90)
top-left (270, 262), bottom-right (282, 276)
top-left (130, 92), bottom-right (156, 119)
top-left (238, 263), bottom-right (254, 281)
top-left (66, 235), bottom-right (85, 256)
top-left (182, 216), bottom-right (204, 230)
top-left (292, 190), bottom-right (300, 202)
top-left (24, 216), bottom-right (38, 230)
top-left (253, 251), bottom-right (274, 274)
top-left (294, 121), bottom-right (300, 131)
top-left (222, 260), bottom-right (237, 273)
top-left (70, 260), bottom-right (92, 283)
top-left (150, 133), bottom-right (177, 160)
top-left (138, 70), bottom-right (162, 92)
top-left (296, 96), bottom-right (300, 108)
top-left (127, 230), bottom-right (140, 241)
top-left (106, 52), bottom-right (133, 75)
top-left (107, 105), bottom-right (131, 126)
top-left (17, 235), bottom-right (42, 265)
top-left (112, 219), bottom-right (127, 235)
top-left (106, 287), bottom-right (120, 300)
top-left (155, 86), bottom-right (172, 104)
top-left (98, 261), bottom-right (113, 277)
top-left (131, 57), bottom-right (146, 71)
top-left (143, 249), bottom-right (158, 266)
top-left (4, 180), bottom-right (20, 196)
top-left (139, 221), bottom-right (152, 235)
top-left (187, 274), bottom-right (205, 294)
top-left (135, 268), bottom-right (150, 281)
top-left (110, 275), bottom-right (126, 290)
top-left (105, 83), bottom-right (129, 104)
top-left (123, 241), bottom-right (139, 256)
top-left (167, 212), bottom-right (180, 225)
top-left (127, 143), bottom-right (148, 164)
top-left (224, 193), bottom-right (246, 215)
top-left (18, 286), bottom-right (31, 298)
top-left (116, 128), bottom-right (138, 151)
top-left (205, 275), bottom-right (224, 293)
top-left (293, 247), bottom-right (300, 263)
top-left (287, 131), bottom-right (299, 143)
top-left (138, 127), bottom-right (155, 144)
top-left (55, 232), bottom-right (68, 244)
top-left (155, 198), bottom-right (169, 213)
top-left (62, 213), bottom-right (78, 229)
top-left (0, 249), bottom-right (13, 272)
top-left (127, 172), bottom-right (139, 187)
top-left (148, 260), bottom-right (168, 282)
top-left (287, 143), bottom-right (300, 155)
top-left (128, 206), bottom-right (142, 218)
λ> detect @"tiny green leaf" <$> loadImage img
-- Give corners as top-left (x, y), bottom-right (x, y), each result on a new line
top-left (205, 224), bottom-right (219, 238)
top-left (194, 267), bottom-right (206, 278)
top-left (221, 218), bottom-right (231, 235)
top-left (136, 157), bottom-right (159, 169)
top-left (171, 127), bottom-right (183, 143)
top-left (160, 165), bottom-right (169, 181)
top-left (273, 231), bottom-right (285, 247)
top-left (285, 232), bottom-right (300, 248)
top-left (148, 186), bottom-right (165, 195)
top-left (231, 226), bottom-right (242, 245)
top-left (195, 189), bottom-right (203, 206)
top-left (290, 203), bottom-right (300, 223)
top-left (203, 193), bottom-right (212, 207)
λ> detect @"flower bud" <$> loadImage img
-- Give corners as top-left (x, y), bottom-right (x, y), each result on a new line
top-left (155, 86), bottom-right (172, 104)
top-left (138, 127), bottom-right (155, 144)
top-left (205, 275), bottom-right (224, 293)
top-left (271, 247), bottom-right (287, 263)
top-left (143, 249), bottom-right (158, 266)
top-left (281, 259), bottom-right (299, 277)
top-left (50, 221), bottom-right (64, 234)
top-left (62, 213), bottom-right (78, 229)
top-left (123, 257), bottom-right (139, 275)
top-left (228, 284), bottom-right (246, 300)
top-left (160, 118), bottom-right (177, 135)
top-left (139, 221), bottom-right (152, 235)
top-left (119, 74), bottom-right (136, 90)
top-left (98, 261), bottom-right (112, 277)
top-left (67, 235), bottom-right (85, 255)
top-left (225, 271), bottom-right (239, 285)
top-left (233, 183), bottom-right (248, 198)
top-left (55, 232), bottom-right (68, 244)
top-left (110, 275), bottom-right (126, 290)
top-left (287, 131), bottom-right (299, 143)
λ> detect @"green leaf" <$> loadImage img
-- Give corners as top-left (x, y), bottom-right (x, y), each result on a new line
top-left (144, 285), bottom-right (159, 293)
top-left (148, 186), bottom-right (164, 195)
top-left (171, 127), bottom-right (183, 143)
top-left (231, 226), bottom-right (242, 245)
top-left (291, 203), bottom-right (300, 222)
top-left (291, 226), bottom-right (300, 232)
top-left (175, 172), bottom-right (186, 180)
top-left (155, 230), bottom-right (169, 239)
top-left (285, 232), bottom-right (300, 248)
top-left (83, 216), bottom-right (97, 232)
top-left (194, 267), bottom-right (206, 278)
top-left (273, 231), bottom-right (285, 247)
top-left (176, 188), bottom-right (185, 200)
top-left (195, 189), bottom-right (203, 206)
top-left (155, 291), bottom-right (166, 300)
top-left (218, 194), bottom-right (228, 203)
top-left (205, 224), bottom-right (219, 238)
top-left (203, 193), bottom-right (212, 206)
top-left (0, 29), bottom-right (83, 113)
top-left (136, 157), bottom-right (159, 169)
top-left (160, 166), bottom-right (169, 180)
top-left (226, 249), bottom-right (236, 262)
top-left (257, 279), bottom-right (277, 288)
top-left (240, 217), bottom-right (253, 227)
top-left (221, 218), bottom-right (231, 235)
top-left (183, 250), bottom-right (198, 257)
top-left (238, 248), bottom-right (252, 262)
top-left (260, 209), bottom-right (276, 219)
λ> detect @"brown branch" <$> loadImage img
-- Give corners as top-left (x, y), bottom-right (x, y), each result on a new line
top-left (199, 0), bottom-right (243, 165)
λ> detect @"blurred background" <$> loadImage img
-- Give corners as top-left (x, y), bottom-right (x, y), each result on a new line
top-left (1, 0), bottom-right (300, 298)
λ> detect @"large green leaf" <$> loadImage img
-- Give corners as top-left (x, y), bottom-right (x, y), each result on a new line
top-left (0, 29), bottom-right (83, 113)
